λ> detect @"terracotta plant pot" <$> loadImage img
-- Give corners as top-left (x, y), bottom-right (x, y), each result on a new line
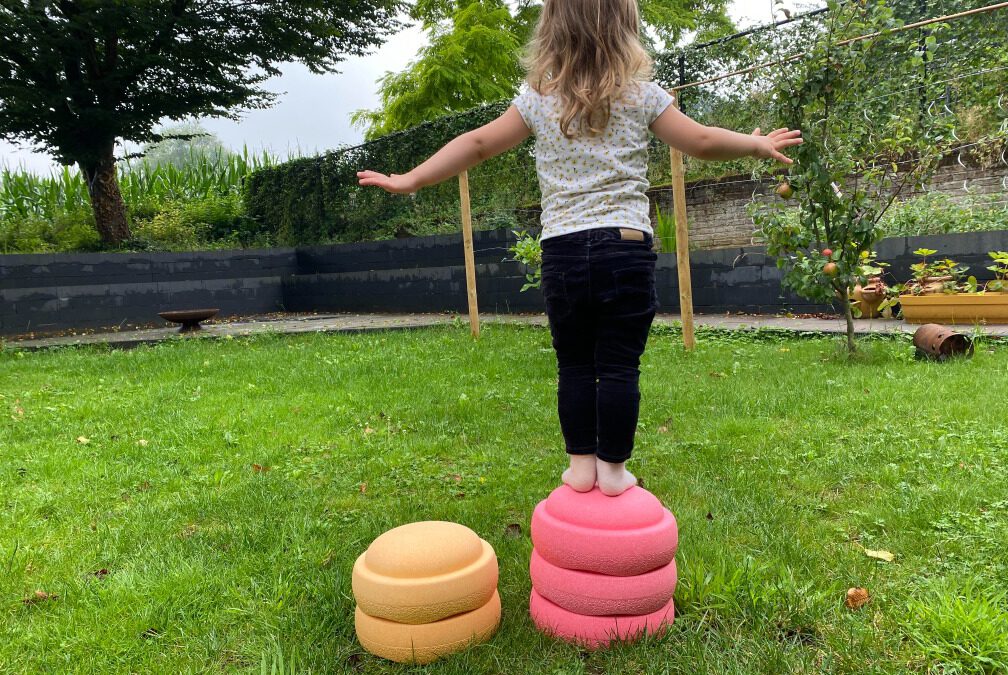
top-left (852, 277), bottom-right (887, 318)
top-left (900, 293), bottom-right (1008, 324)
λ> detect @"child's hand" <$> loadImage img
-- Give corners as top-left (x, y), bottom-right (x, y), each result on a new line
top-left (357, 170), bottom-right (419, 195)
top-left (751, 127), bottom-right (803, 165)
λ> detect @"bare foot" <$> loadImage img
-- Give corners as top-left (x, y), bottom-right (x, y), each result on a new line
top-left (596, 459), bottom-right (637, 496)
top-left (562, 454), bottom-right (597, 492)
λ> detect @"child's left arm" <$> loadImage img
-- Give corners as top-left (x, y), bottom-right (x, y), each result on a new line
top-left (357, 106), bottom-right (531, 194)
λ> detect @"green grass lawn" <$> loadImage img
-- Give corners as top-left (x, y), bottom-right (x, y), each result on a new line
top-left (2, 324), bottom-right (1007, 674)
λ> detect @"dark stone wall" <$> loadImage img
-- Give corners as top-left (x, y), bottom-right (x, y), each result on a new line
top-left (0, 249), bottom-right (296, 335)
top-left (2, 229), bottom-right (1005, 337)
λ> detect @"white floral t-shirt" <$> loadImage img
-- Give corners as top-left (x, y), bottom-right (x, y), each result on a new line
top-left (512, 81), bottom-right (673, 241)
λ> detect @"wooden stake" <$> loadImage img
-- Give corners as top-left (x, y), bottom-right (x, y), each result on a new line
top-left (459, 170), bottom-right (480, 338)
top-left (668, 93), bottom-right (696, 350)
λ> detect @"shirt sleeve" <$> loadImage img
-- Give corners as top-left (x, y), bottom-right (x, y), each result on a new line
top-left (512, 87), bottom-right (536, 136)
top-left (644, 82), bottom-right (675, 124)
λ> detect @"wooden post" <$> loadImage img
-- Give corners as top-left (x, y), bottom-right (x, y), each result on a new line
top-left (668, 91), bottom-right (696, 350)
top-left (458, 170), bottom-right (480, 338)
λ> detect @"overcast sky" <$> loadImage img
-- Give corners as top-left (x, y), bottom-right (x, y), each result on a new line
top-left (1, 0), bottom-right (777, 175)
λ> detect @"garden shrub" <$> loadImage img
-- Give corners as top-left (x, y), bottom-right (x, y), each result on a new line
top-left (879, 192), bottom-right (1008, 237)
top-left (245, 101), bottom-right (542, 245)
top-left (128, 194), bottom-right (270, 251)
top-left (0, 210), bottom-right (101, 253)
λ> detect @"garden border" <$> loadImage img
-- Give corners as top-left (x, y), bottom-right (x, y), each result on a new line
top-left (2, 229), bottom-right (1004, 338)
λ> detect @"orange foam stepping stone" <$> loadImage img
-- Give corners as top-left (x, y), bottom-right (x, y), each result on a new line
top-left (356, 590), bottom-right (501, 664)
top-left (353, 521), bottom-right (498, 624)
top-left (530, 549), bottom-right (677, 616)
top-left (529, 588), bottom-right (674, 648)
top-left (531, 485), bottom-right (678, 576)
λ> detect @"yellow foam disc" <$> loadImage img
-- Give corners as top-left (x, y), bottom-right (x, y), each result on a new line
top-left (355, 590), bottom-right (501, 664)
top-left (353, 521), bottom-right (498, 624)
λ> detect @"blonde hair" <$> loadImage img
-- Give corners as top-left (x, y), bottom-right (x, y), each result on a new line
top-left (521, 0), bottom-right (653, 138)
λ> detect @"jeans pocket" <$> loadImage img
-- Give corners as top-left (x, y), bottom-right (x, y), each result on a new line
top-left (613, 266), bottom-right (658, 311)
top-left (541, 270), bottom-right (572, 320)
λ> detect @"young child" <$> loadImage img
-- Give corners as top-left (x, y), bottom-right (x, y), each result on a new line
top-left (358, 0), bottom-right (801, 496)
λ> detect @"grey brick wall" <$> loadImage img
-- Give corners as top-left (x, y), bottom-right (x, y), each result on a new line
top-left (653, 157), bottom-right (1008, 250)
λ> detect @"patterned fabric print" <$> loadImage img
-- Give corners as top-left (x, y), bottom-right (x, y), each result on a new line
top-left (512, 81), bottom-right (673, 241)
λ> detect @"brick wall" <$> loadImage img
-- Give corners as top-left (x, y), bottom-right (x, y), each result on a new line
top-left (654, 156), bottom-right (1008, 250)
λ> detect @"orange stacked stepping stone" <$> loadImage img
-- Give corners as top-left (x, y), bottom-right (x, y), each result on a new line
top-left (352, 521), bottom-right (500, 664)
top-left (529, 485), bottom-right (679, 648)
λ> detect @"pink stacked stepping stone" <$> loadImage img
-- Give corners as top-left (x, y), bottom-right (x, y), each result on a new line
top-left (529, 485), bottom-right (678, 648)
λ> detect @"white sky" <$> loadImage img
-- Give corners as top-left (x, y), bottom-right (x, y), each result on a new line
top-left (1, 0), bottom-right (779, 175)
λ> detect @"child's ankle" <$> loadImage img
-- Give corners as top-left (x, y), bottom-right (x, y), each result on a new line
top-left (562, 453), bottom-right (596, 492)
top-left (595, 458), bottom-right (636, 496)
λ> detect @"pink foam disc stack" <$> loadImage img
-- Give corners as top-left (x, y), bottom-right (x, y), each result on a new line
top-left (529, 485), bottom-right (678, 648)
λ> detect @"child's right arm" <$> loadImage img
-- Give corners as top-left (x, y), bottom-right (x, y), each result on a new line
top-left (357, 107), bottom-right (531, 194)
top-left (650, 105), bottom-right (802, 165)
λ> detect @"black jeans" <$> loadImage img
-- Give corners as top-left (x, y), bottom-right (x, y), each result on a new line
top-left (540, 227), bottom-right (658, 464)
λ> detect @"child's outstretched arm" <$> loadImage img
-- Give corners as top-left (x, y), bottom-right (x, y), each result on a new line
top-left (357, 107), bottom-right (532, 194)
top-left (650, 104), bottom-right (802, 164)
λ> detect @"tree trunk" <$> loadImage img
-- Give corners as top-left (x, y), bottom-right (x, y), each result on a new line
top-left (82, 144), bottom-right (130, 245)
top-left (838, 286), bottom-right (857, 354)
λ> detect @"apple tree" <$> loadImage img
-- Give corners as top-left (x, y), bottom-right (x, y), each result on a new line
top-left (751, 0), bottom-right (957, 353)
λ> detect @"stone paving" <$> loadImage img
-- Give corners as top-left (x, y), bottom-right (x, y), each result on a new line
top-left (4, 311), bottom-right (1006, 351)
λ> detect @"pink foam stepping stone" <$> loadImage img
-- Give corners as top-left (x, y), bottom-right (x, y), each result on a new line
top-left (529, 588), bottom-right (674, 648)
top-left (531, 485), bottom-right (678, 576)
top-left (530, 549), bottom-right (677, 616)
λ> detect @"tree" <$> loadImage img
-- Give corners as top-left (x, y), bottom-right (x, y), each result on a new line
top-left (137, 123), bottom-right (232, 170)
top-left (751, 0), bottom-right (957, 354)
top-left (0, 0), bottom-right (401, 245)
top-left (353, 0), bottom-right (734, 139)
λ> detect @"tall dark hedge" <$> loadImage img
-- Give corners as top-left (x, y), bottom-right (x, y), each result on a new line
top-left (245, 102), bottom-right (536, 245)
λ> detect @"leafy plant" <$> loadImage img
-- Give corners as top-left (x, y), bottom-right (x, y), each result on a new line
top-left (906, 247), bottom-right (974, 295)
top-left (654, 204), bottom-right (677, 254)
top-left (508, 230), bottom-right (542, 291)
top-left (879, 192), bottom-right (1008, 238)
top-left (986, 251), bottom-right (1008, 292)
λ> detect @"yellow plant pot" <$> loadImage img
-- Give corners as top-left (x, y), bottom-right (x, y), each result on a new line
top-left (900, 294), bottom-right (1008, 324)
